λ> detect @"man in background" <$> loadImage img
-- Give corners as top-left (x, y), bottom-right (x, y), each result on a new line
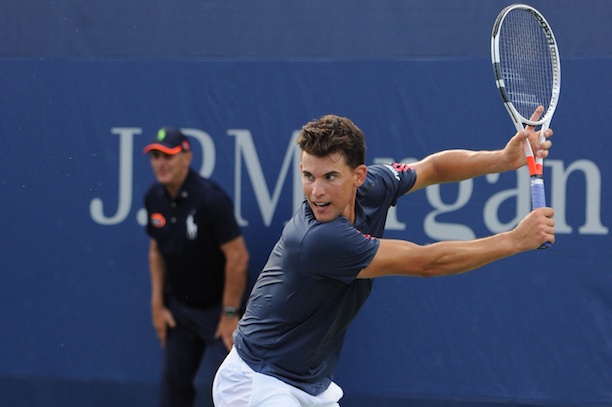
top-left (144, 127), bottom-right (249, 407)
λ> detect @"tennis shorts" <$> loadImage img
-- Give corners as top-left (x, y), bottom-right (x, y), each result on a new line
top-left (212, 347), bottom-right (343, 407)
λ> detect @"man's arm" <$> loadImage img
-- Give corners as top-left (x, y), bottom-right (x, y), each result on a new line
top-left (149, 238), bottom-right (175, 348)
top-left (215, 235), bottom-right (249, 351)
top-left (409, 111), bottom-right (552, 192)
top-left (357, 207), bottom-right (555, 279)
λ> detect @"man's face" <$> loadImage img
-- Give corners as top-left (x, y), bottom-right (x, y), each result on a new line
top-left (149, 150), bottom-right (191, 192)
top-left (301, 151), bottom-right (366, 224)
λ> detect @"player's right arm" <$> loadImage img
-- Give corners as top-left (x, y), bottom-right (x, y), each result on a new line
top-left (149, 238), bottom-right (176, 348)
top-left (357, 207), bottom-right (554, 279)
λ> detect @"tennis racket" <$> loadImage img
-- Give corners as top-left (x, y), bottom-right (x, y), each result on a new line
top-left (491, 4), bottom-right (561, 249)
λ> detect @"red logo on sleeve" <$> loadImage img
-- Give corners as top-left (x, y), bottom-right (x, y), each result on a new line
top-left (357, 230), bottom-right (375, 240)
top-left (392, 163), bottom-right (413, 172)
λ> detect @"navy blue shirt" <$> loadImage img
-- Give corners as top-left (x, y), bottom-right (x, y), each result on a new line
top-left (145, 169), bottom-right (242, 309)
top-left (234, 163), bottom-right (417, 395)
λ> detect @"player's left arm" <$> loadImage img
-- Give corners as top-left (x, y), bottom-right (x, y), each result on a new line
top-left (216, 235), bottom-right (249, 351)
top-left (409, 125), bottom-right (552, 192)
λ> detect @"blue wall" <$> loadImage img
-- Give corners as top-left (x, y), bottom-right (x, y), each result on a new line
top-left (1, 1), bottom-right (611, 406)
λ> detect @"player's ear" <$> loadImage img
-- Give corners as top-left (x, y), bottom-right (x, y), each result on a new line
top-left (353, 164), bottom-right (367, 187)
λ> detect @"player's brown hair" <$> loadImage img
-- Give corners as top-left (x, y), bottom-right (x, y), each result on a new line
top-left (297, 115), bottom-right (366, 170)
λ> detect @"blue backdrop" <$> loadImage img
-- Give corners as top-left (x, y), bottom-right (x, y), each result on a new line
top-left (1, 1), bottom-right (611, 406)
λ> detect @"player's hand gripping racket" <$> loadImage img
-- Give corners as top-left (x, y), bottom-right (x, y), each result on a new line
top-left (491, 4), bottom-right (560, 249)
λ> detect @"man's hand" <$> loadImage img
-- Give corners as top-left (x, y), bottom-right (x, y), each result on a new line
top-left (504, 106), bottom-right (553, 170)
top-left (215, 315), bottom-right (239, 351)
top-left (152, 306), bottom-right (176, 348)
top-left (512, 207), bottom-right (555, 251)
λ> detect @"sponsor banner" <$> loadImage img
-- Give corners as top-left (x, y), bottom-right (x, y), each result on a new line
top-left (0, 58), bottom-right (610, 402)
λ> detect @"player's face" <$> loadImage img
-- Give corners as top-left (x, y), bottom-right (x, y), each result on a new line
top-left (149, 150), bottom-right (191, 195)
top-left (301, 151), bottom-right (366, 224)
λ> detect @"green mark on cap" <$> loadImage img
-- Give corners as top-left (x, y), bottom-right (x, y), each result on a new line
top-left (157, 129), bottom-right (166, 141)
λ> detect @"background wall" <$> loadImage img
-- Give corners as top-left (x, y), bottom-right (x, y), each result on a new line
top-left (1, 1), bottom-right (611, 406)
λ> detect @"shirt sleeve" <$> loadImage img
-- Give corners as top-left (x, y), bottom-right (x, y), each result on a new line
top-left (378, 163), bottom-right (417, 205)
top-left (297, 217), bottom-right (380, 284)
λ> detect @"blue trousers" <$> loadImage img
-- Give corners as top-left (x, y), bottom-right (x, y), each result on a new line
top-left (161, 296), bottom-right (229, 407)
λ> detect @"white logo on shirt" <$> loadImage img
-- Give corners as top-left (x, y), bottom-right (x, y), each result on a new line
top-left (186, 211), bottom-right (198, 240)
top-left (384, 164), bottom-right (401, 181)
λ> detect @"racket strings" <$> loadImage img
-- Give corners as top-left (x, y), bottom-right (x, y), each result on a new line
top-left (498, 9), bottom-right (553, 121)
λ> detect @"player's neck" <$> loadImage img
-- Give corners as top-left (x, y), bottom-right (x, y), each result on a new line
top-left (342, 196), bottom-right (358, 225)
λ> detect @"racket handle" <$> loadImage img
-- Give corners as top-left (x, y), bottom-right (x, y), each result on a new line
top-left (530, 177), bottom-right (551, 249)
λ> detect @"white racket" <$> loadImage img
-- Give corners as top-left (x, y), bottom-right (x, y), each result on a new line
top-left (491, 3), bottom-right (561, 249)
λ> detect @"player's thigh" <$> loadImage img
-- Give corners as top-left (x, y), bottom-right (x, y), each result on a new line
top-left (213, 349), bottom-right (253, 407)
top-left (252, 384), bottom-right (340, 407)
top-left (254, 395), bottom-right (300, 407)
top-left (251, 372), bottom-right (343, 407)
top-left (213, 349), bottom-right (341, 407)
top-left (250, 383), bottom-right (300, 407)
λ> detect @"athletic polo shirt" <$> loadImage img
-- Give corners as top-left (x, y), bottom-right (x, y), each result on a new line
top-left (234, 163), bottom-right (417, 395)
top-left (145, 169), bottom-right (242, 309)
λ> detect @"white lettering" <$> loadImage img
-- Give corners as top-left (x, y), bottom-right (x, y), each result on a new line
top-left (546, 159), bottom-right (608, 234)
top-left (90, 127), bottom-right (139, 225)
top-left (181, 128), bottom-right (216, 178)
top-left (424, 180), bottom-right (476, 241)
top-left (228, 129), bottom-right (301, 227)
top-left (483, 167), bottom-right (531, 233)
top-left (89, 128), bottom-right (608, 241)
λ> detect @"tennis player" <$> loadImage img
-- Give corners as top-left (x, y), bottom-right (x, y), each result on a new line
top-left (213, 115), bottom-right (554, 407)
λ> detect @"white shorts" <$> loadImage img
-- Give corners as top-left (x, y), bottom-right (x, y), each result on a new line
top-left (213, 347), bottom-right (343, 407)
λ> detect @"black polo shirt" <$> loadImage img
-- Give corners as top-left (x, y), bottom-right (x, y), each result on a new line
top-left (145, 169), bottom-right (242, 309)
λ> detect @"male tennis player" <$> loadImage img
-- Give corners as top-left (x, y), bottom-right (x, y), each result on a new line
top-left (213, 114), bottom-right (554, 407)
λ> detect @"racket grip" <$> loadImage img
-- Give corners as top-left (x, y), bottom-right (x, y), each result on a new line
top-left (530, 177), bottom-right (551, 249)
top-left (530, 177), bottom-right (546, 209)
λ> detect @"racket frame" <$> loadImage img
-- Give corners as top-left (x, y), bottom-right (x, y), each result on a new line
top-left (491, 4), bottom-right (561, 249)
top-left (491, 3), bottom-right (561, 176)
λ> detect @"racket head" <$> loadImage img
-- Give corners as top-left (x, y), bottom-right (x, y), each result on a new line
top-left (491, 4), bottom-right (561, 127)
